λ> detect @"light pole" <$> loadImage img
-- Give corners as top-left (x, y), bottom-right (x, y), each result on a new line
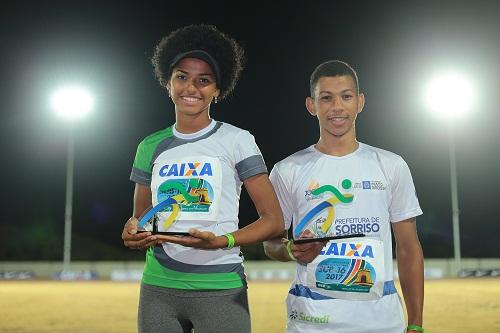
top-left (425, 72), bottom-right (474, 276)
top-left (447, 122), bottom-right (461, 276)
top-left (51, 86), bottom-right (93, 272)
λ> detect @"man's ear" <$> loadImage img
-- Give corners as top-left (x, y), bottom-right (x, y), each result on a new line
top-left (357, 93), bottom-right (365, 114)
top-left (306, 97), bottom-right (316, 116)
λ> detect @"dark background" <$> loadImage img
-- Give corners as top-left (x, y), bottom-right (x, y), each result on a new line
top-left (1, 0), bottom-right (499, 261)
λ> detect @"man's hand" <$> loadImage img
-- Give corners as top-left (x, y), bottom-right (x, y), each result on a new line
top-left (121, 217), bottom-right (157, 250)
top-left (290, 230), bottom-right (327, 264)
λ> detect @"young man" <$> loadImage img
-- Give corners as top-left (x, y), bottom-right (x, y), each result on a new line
top-left (264, 60), bottom-right (424, 333)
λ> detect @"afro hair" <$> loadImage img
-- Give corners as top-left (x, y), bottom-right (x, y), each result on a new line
top-left (152, 24), bottom-right (245, 100)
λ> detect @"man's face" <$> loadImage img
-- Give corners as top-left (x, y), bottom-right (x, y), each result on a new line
top-left (306, 75), bottom-right (365, 139)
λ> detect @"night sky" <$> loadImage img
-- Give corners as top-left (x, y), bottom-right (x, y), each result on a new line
top-left (2, 0), bottom-right (500, 260)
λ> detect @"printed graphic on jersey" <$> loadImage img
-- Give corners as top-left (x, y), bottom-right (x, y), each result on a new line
top-left (333, 216), bottom-right (381, 235)
top-left (159, 162), bottom-right (213, 177)
top-left (352, 180), bottom-right (386, 191)
top-left (295, 179), bottom-right (354, 238)
top-left (156, 178), bottom-right (214, 230)
top-left (306, 238), bottom-right (384, 300)
top-left (289, 309), bottom-right (330, 324)
top-left (314, 257), bottom-right (376, 293)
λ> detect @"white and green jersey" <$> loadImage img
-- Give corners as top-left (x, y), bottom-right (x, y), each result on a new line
top-left (270, 143), bottom-right (422, 332)
top-left (130, 120), bottom-right (267, 290)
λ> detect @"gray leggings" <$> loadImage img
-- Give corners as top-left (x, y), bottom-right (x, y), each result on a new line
top-left (138, 283), bottom-right (251, 333)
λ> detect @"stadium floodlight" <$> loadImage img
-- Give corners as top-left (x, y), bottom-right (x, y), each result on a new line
top-left (425, 72), bottom-right (474, 119)
top-left (425, 71), bottom-right (474, 276)
top-left (51, 86), bottom-right (93, 120)
top-left (51, 85), bottom-right (94, 273)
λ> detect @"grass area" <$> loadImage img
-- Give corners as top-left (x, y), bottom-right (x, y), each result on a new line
top-left (1, 279), bottom-right (499, 332)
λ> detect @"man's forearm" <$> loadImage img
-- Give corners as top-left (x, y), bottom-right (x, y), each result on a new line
top-left (397, 243), bottom-right (424, 326)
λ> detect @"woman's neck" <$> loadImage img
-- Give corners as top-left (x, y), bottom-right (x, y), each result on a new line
top-left (175, 112), bottom-right (212, 134)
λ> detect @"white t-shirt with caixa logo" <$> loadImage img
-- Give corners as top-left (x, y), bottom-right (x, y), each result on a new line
top-left (270, 143), bottom-right (422, 332)
top-left (131, 120), bottom-right (268, 290)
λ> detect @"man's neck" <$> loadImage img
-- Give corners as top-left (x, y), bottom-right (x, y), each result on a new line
top-left (315, 133), bottom-right (359, 157)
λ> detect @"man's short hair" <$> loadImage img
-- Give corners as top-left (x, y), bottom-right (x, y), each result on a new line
top-left (309, 60), bottom-right (359, 96)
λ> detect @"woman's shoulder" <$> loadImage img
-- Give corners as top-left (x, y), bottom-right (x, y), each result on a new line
top-left (217, 121), bottom-right (246, 132)
top-left (134, 126), bottom-right (175, 156)
top-left (140, 125), bottom-right (174, 145)
top-left (215, 121), bottom-right (255, 139)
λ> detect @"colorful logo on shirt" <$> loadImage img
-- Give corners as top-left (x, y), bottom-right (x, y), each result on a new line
top-left (314, 257), bottom-right (376, 293)
top-left (159, 162), bottom-right (213, 177)
top-left (320, 242), bottom-right (374, 258)
top-left (295, 179), bottom-right (354, 238)
top-left (156, 178), bottom-right (214, 229)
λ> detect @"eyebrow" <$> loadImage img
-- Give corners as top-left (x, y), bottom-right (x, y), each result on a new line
top-left (319, 89), bottom-right (356, 95)
top-left (174, 69), bottom-right (214, 77)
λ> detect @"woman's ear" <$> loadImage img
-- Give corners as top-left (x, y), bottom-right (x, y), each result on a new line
top-left (166, 83), bottom-right (171, 97)
top-left (213, 89), bottom-right (220, 103)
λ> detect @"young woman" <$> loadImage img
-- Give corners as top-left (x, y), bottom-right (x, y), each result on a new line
top-left (121, 24), bottom-right (284, 333)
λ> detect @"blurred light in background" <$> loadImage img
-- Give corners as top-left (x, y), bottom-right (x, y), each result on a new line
top-left (51, 86), bottom-right (94, 120)
top-left (425, 72), bottom-right (475, 119)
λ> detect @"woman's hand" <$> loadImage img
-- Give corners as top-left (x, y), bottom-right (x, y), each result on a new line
top-left (155, 228), bottom-right (227, 250)
top-left (121, 217), bottom-right (157, 250)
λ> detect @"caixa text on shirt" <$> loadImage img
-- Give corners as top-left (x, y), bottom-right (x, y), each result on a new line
top-left (320, 242), bottom-right (375, 258)
top-left (159, 162), bottom-right (213, 177)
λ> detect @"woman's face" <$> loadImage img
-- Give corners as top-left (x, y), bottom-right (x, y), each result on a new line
top-left (167, 57), bottom-right (219, 117)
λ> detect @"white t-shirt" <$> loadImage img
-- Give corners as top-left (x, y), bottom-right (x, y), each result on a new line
top-left (131, 120), bottom-right (267, 289)
top-left (270, 143), bottom-right (422, 332)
